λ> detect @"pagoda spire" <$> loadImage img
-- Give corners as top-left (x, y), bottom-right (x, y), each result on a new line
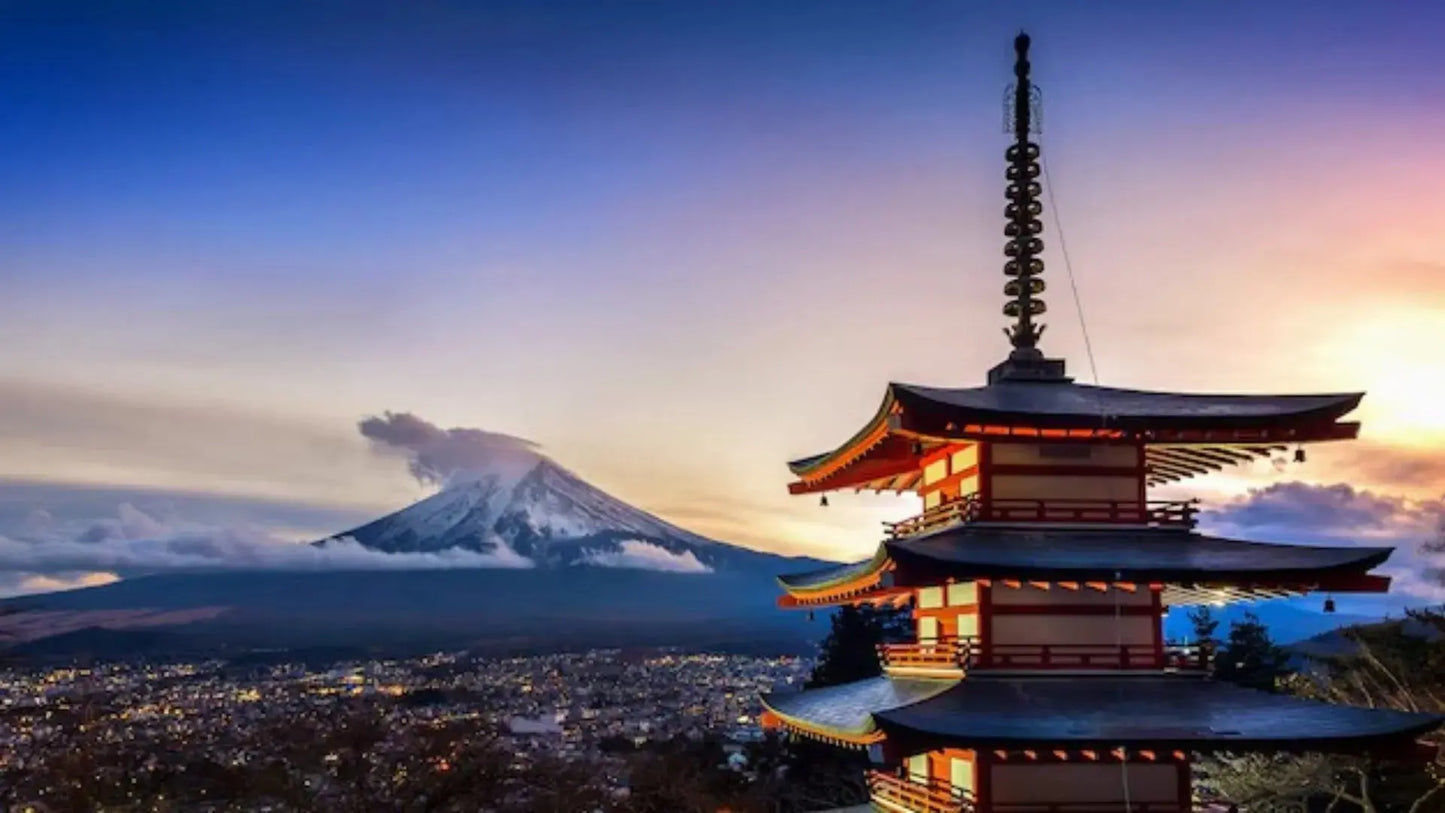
top-left (989, 32), bottom-right (1066, 384)
top-left (1003, 31), bottom-right (1045, 358)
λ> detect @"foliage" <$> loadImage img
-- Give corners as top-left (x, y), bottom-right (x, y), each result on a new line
top-left (805, 604), bottom-right (910, 689)
top-left (1199, 609), bottom-right (1445, 813)
top-left (1213, 610), bottom-right (1291, 692)
top-left (1188, 605), bottom-right (1220, 651)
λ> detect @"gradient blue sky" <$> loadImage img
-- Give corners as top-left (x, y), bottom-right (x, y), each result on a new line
top-left (3, 1), bottom-right (1444, 599)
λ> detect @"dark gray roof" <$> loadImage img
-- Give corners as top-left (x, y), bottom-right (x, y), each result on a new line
top-left (886, 527), bottom-right (1393, 584)
top-left (892, 381), bottom-right (1362, 430)
top-left (778, 529), bottom-right (1392, 594)
top-left (875, 676), bottom-right (1443, 750)
top-left (761, 676), bottom-right (955, 735)
top-left (787, 380), bottom-right (1362, 474)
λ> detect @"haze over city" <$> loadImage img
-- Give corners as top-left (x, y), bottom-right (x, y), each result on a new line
top-left (3, 0), bottom-right (1443, 605)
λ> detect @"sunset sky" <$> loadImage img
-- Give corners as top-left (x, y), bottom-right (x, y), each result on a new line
top-left (2, 1), bottom-right (1443, 601)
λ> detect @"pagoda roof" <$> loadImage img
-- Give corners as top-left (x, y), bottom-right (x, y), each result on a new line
top-left (875, 676), bottom-right (1444, 752)
top-left (778, 527), bottom-right (1393, 606)
top-left (788, 380), bottom-right (1362, 493)
top-left (887, 526), bottom-right (1393, 585)
top-left (764, 676), bottom-right (1442, 753)
top-left (760, 676), bottom-right (954, 741)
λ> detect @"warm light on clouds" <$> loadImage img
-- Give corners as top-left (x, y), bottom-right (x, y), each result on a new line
top-left (1326, 309), bottom-right (1445, 446)
top-left (2, 2), bottom-right (1444, 588)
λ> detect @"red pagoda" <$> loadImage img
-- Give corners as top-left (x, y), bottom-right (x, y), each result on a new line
top-left (759, 33), bottom-right (1442, 813)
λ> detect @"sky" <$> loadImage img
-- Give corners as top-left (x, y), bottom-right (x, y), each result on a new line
top-left (2, 1), bottom-right (1444, 602)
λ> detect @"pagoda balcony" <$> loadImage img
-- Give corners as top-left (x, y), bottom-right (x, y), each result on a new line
top-left (877, 637), bottom-right (972, 676)
top-left (885, 496), bottom-right (1198, 539)
top-left (990, 804), bottom-right (1191, 813)
top-left (973, 642), bottom-right (1210, 673)
top-left (867, 770), bottom-right (974, 813)
top-left (879, 637), bottom-right (1210, 675)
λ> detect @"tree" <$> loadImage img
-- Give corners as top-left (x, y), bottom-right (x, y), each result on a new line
top-left (806, 604), bottom-right (910, 689)
top-left (1188, 605), bottom-right (1220, 650)
top-left (1200, 610), bottom-right (1445, 813)
top-left (1214, 610), bottom-right (1291, 692)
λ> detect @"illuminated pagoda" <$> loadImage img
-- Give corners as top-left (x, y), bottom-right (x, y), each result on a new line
top-left (760, 33), bottom-right (1443, 813)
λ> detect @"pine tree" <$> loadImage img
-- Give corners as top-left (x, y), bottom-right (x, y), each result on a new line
top-left (806, 604), bottom-right (910, 689)
top-left (1214, 610), bottom-right (1291, 692)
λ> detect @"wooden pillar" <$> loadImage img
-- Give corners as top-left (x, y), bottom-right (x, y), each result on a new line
top-left (977, 581), bottom-right (993, 668)
top-left (1151, 586), bottom-right (1165, 667)
top-left (976, 749), bottom-right (993, 813)
top-left (1136, 442), bottom-right (1148, 506)
top-left (1177, 754), bottom-right (1193, 811)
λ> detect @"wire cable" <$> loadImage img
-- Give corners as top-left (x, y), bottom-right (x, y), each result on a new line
top-left (1039, 142), bottom-right (1100, 385)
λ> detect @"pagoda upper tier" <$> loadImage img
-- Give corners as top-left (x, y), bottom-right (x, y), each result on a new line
top-left (789, 377), bottom-right (1362, 495)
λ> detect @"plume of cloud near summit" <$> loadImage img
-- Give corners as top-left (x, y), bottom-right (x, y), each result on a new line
top-left (358, 412), bottom-right (543, 487)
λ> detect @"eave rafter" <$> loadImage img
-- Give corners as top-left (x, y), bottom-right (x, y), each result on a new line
top-left (760, 711), bottom-right (883, 750)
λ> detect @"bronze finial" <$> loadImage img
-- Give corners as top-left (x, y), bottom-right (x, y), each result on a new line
top-left (1003, 30), bottom-right (1046, 360)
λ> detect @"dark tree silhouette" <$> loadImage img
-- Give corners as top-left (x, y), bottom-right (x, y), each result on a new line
top-left (1214, 610), bottom-right (1291, 692)
top-left (806, 604), bottom-right (910, 689)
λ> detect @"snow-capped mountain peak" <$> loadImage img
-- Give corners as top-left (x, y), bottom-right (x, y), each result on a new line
top-left (324, 456), bottom-right (746, 573)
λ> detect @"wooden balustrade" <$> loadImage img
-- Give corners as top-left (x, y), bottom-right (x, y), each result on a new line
top-left (867, 770), bottom-right (974, 813)
top-left (991, 803), bottom-right (1191, 813)
top-left (885, 497), bottom-right (1198, 539)
top-left (880, 639), bottom-right (1209, 674)
top-left (877, 636), bottom-right (973, 673)
top-left (972, 643), bottom-right (1211, 672)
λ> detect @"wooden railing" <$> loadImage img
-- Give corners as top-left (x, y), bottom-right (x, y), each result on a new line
top-left (867, 770), bottom-right (974, 813)
top-left (877, 636), bottom-right (973, 673)
top-left (991, 803), bottom-right (1190, 813)
top-left (884, 496), bottom-right (1198, 539)
top-left (878, 638), bottom-right (1209, 673)
top-left (972, 642), bottom-right (1210, 672)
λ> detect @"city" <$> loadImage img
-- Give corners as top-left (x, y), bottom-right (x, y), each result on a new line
top-left (0, 649), bottom-right (810, 811)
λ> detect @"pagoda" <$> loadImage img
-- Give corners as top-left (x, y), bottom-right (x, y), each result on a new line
top-left (759, 33), bottom-right (1443, 813)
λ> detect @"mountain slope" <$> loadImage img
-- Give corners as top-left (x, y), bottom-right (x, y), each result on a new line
top-left (4, 456), bottom-right (831, 657)
top-left (326, 458), bottom-right (764, 571)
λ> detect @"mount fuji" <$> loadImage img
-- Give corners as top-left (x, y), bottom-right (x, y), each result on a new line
top-left (3, 456), bottom-right (828, 658)
top-left (324, 457), bottom-right (778, 573)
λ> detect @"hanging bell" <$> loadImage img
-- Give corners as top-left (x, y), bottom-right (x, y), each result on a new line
top-left (1294, 446), bottom-right (1307, 464)
top-left (1323, 596), bottom-right (1336, 614)
top-left (819, 494), bottom-right (829, 508)
top-left (806, 610), bottom-right (815, 622)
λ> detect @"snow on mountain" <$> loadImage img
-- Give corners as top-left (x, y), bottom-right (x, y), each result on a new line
top-left (324, 457), bottom-right (740, 572)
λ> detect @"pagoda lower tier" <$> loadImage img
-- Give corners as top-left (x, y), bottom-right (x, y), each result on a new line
top-left (761, 675), bottom-right (1442, 813)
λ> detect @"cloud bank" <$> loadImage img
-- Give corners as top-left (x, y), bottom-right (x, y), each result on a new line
top-left (0, 502), bottom-right (533, 596)
top-left (359, 412), bottom-right (543, 487)
top-left (578, 539), bottom-right (712, 573)
top-left (1204, 481), bottom-right (1445, 601)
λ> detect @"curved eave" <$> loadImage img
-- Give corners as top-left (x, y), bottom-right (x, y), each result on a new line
top-left (787, 382), bottom-right (1364, 494)
top-left (776, 548), bottom-right (907, 608)
top-left (872, 677), bottom-right (1444, 755)
top-left (758, 702), bottom-right (884, 748)
top-left (884, 528), bottom-right (1395, 590)
top-left (759, 677), bottom-right (959, 747)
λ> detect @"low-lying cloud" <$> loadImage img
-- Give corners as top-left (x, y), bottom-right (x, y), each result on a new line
top-left (359, 411), bottom-right (542, 487)
top-left (0, 502), bottom-right (533, 596)
top-left (578, 539), bottom-right (712, 574)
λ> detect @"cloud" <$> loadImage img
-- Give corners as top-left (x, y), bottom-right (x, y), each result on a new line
top-left (0, 502), bottom-right (534, 597)
top-left (359, 412), bottom-right (543, 487)
top-left (577, 539), bottom-right (712, 573)
top-left (1204, 481), bottom-right (1445, 601)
